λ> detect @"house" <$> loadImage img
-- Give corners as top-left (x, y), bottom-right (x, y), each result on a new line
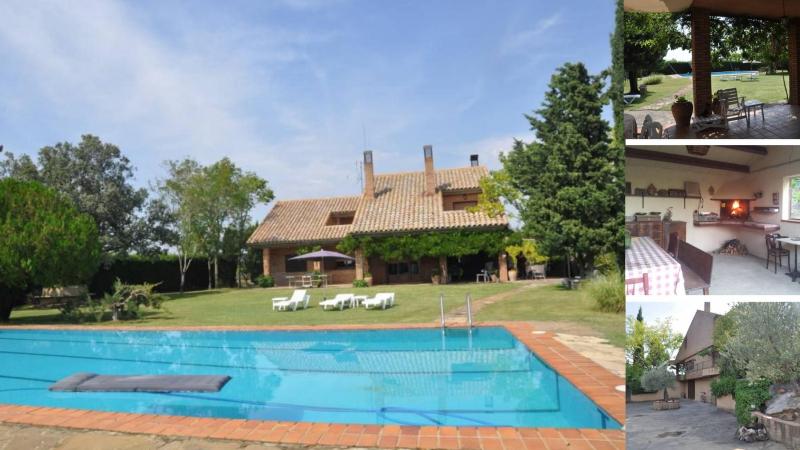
top-left (672, 302), bottom-right (734, 411)
top-left (247, 146), bottom-right (510, 286)
top-left (625, 145), bottom-right (800, 294)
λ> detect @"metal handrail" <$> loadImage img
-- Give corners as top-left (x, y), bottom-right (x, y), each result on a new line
top-left (466, 293), bottom-right (473, 330)
top-left (439, 293), bottom-right (445, 331)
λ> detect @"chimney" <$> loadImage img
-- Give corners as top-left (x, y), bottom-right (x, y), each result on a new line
top-left (423, 145), bottom-right (435, 196)
top-left (470, 154), bottom-right (479, 167)
top-left (363, 151), bottom-right (375, 199)
top-left (704, 302), bottom-right (710, 313)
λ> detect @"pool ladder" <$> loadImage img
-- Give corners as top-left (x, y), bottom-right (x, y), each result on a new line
top-left (465, 293), bottom-right (473, 331)
top-left (438, 293), bottom-right (473, 331)
top-left (439, 293), bottom-right (446, 331)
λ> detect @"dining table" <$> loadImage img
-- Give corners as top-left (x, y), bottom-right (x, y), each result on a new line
top-left (775, 237), bottom-right (800, 281)
top-left (625, 236), bottom-right (686, 295)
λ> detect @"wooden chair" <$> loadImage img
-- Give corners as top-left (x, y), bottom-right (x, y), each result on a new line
top-left (766, 233), bottom-right (790, 274)
top-left (677, 240), bottom-right (713, 295)
top-left (717, 88), bottom-right (748, 126)
top-left (625, 272), bottom-right (649, 295)
top-left (667, 232), bottom-right (680, 258)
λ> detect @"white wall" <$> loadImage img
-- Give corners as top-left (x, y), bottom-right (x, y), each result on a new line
top-left (627, 147), bottom-right (800, 259)
top-left (626, 159), bottom-right (738, 252)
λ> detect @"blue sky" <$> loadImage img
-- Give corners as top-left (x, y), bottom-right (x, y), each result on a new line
top-left (0, 0), bottom-right (614, 220)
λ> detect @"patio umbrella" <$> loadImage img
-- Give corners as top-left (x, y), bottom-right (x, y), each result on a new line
top-left (289, 249), bottom-right (355, 275)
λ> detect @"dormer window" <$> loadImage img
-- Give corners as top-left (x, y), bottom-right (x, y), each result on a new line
top-left (443, 191), bottom-right (479, 211)
top-left (326, 211), bottom-right (355, 226)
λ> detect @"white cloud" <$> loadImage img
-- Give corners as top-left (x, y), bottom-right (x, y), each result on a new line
top-left (501, 12), bottom-right (562, 55)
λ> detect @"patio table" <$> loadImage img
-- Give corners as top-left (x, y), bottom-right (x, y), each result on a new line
top-left (625, 236), bottom-right (686, 295)
top-left (743, 99), bottom-right (765, 124)
top-left (353, 295), bottom-right (368, 307)
top-left (775, 237), bottom-right (800, 281)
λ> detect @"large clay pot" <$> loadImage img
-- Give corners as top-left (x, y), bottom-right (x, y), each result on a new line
top-left (671, 101), bottom-right (693, 128)
top-left (508, 269), bottom-right (518, 282)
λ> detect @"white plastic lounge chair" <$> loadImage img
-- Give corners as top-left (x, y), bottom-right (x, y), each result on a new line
top-left (272, 289), bottom-right (309, 311)
top-left (364, 292), bottom-right (395, 310)
top-left (320, 293), bottom-right (354, 311)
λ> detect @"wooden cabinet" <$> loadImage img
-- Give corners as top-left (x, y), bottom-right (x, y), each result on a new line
top-left (663, 221), bottom-right (687, 248)
top-left (626, 221), bottom-right (664, 247)
top-left (625, 220), bottom-right (686, 250)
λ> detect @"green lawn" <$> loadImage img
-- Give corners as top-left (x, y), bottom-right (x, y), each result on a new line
top-left (7, 282), bottom-right (623, 347)
top-left (476, 285), bottom-right (624, 348)
top-left (625, 73), bottom-right (790, 111)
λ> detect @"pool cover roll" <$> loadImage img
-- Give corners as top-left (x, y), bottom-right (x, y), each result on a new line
top-left (49, 372), bottom-right (231, 392)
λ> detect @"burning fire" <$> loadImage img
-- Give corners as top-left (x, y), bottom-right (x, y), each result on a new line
top-left (730, 200), bottom-right (744, 218)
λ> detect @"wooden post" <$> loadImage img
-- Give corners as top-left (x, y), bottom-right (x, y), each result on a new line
top-left (355, 248), bottom-right (365, 279)
top-left (439, 256), bottom-right (448, 284)
top-left (691, 9), bottom-right (712, 117)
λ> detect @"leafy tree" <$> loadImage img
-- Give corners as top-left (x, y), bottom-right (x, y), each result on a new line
top-left (101, 279), bottom-right (165, 321)
top-left (0, 179), bottom-right (101, 321)
top-left (640, 364), bottom-right (676, 401)
top-left (500, 63), bottom-right (623, 275)
top-left (0, 135), bottom-right (148, 256)
top-left (626, 315), bottom-right (683, 369)
top-left (721, 302), bottom-right (800, 383)
top-left (624, 12), bottom-right (685, 94)
top-left (610, 0), bottom-right (624, 143)
top-left (152, 159), bottom-right (205, 293)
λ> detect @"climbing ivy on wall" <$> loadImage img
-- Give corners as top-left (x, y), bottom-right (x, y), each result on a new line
top-left (337, 229), bottom-right (511, 262)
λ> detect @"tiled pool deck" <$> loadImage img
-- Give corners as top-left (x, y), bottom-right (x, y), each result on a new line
top-left (0, 322), bottom-right (625, 449)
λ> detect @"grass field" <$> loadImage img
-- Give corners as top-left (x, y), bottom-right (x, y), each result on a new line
top-left (625, 73), bottom-right (790, 111)
top-left (6, 282), bottom-right (623, 347)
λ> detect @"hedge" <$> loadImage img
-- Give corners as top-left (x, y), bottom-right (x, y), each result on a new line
top-left (734, 378), bottom-right (772, 425)
top-left (647, 59), bottom-right (764, 76)
top-left (89, 256), bottom-right (239, 295)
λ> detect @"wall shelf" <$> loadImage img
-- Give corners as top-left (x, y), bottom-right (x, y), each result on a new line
top-left (625, 194), bottom-right (702, 208)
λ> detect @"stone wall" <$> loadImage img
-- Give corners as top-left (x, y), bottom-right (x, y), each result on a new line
top-left (753, 412), bottom-right (800, 449)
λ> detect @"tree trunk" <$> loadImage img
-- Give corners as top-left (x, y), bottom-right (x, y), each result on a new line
top-left (0, 285), bottom-right (26, 322)
top-left (208, 259), bottom-right (213, 290)
top-left (180, 271), bottom-right (186, 294)
top-left (627, 70), bottom-right (639, 95)
top-left (214, 255), bottom-right (219, 289)
top-left (663, 388), bottom-right (669, 401)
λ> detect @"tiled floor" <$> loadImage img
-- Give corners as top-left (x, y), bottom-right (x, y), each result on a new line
top-left (0, 322), bottom-right (625, 449)
top-left (628, 103), bottom-right (800, 139)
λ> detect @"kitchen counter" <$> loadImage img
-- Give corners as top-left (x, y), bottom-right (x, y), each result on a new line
top-left (693, 220), bottom-right (779, 232)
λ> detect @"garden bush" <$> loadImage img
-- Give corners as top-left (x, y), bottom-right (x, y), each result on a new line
top-left (90, 255), bottom-right (236, 294)
top-left (352, 279), bottom-right (369, 288)
top-left (641, 75), bottom-right (663, 86)
top-left (585, 272), bottom-right (624, 313)
top-left (256, 274), bottom-right (275, 288)
top-left (711, 374), bottom-right (737, 398)
top-left (734, 379), bottom-right (772, 425)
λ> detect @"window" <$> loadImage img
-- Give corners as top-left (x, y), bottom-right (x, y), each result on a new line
top-left (388, 261), bottom-right (417, 275)
top-left (326, 211), bottom-right (355, 226)
top-left (285, 255), bottom-right (307, 272)
top-left (790, 176), bottom-right (800, 220)
top-left (335, 259), bottom-right (354, 269)
top-left (452, 201), bottom-right (478, 210)
top-left (442, 191), bottom-right (480, 211)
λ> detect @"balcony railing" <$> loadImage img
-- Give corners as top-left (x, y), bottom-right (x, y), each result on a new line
top-left (678, 360), bottom-right (720, 380)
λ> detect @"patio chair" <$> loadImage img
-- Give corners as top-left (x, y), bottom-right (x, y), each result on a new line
top-left (640, 115), bottom-right (663, 139)
top-left (717, 88), bottom-right (748, 126)
top-left (528, 264), bottom-right (546, 279)
top-left (623, 114), bottom-right (638, 139)
top-left (272, 289), bottom-right (310, 311)
top-left (475, 270), bottom-right (489, 283)
top-left (364, 292), bottom-right (395, 310)
top-left (625, 273), bottom-right (649, 295)
top-left (320, 293), bottom-right (354, 311)
top-left (766, 233), bottom-right (790, 274)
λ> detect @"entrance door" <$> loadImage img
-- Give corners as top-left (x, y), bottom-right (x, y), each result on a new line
top-left (688, 380), bottom-right (695, 400)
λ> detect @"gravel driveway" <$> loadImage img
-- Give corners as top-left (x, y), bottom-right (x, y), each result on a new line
top-left (627, 400), bottom-right (788, 450)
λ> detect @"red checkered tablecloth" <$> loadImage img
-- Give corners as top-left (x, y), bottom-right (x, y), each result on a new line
top-left (625, 237), bottom-right (686, 296)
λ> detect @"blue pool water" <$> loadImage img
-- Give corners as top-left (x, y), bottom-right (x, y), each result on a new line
top-left (0, 327), bottom-right (620, 428)
top-left (679, 70), bottom-right (757, 78)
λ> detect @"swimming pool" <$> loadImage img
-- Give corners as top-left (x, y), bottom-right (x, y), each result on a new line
top-left (0, 327), bottom-right (619, 429)
top-left (679, 70), bottom-right (757, 78)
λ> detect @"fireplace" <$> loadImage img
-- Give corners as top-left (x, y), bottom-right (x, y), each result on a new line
top-left (719, 199), bottom-right (750, 220)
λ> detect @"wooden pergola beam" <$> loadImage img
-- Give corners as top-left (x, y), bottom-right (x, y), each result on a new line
top-left (626, 147), bottom-right (750, 173)
top-left (716, 146), bottom-right (768, 155)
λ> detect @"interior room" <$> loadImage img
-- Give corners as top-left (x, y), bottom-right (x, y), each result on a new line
top-left (625, 145), bottom-right (800, 295)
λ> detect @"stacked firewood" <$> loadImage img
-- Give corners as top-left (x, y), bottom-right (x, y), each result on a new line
top-left (718, 239), bottom-right (748, 256)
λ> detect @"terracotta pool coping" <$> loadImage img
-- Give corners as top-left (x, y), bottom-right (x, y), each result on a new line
top-left (0, 322), bottom-right (625, 449)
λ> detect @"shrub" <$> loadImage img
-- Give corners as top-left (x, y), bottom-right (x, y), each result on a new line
top-left (585, 272), bottom-right (624, 313)
top-left (256, 275), bottom-right (275, 288)
top-left (352, 279), bottom-right (369, 288)
top-left (711, 375), bottom-right (737, 398)
top-left (734, 379), bottom-right (772, 425)
top-left (641, 75), bottom-right (663, 86)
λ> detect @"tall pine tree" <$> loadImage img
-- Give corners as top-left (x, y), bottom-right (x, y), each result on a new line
top-left (502, 62), bottom-right (624, 275)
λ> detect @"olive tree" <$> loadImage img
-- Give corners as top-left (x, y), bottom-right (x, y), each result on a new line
top-left (0, 179), bottom-right (101, 321)
top-left (641, 364), bottom-right (676, 401)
